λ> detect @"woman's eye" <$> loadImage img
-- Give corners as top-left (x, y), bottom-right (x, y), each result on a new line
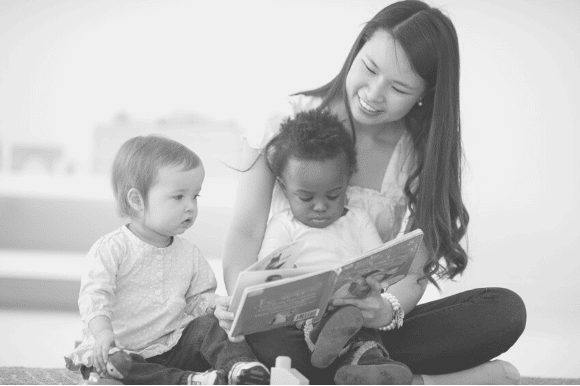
top-left (194, 194), bottom-right (200, 200)
top-left (175, 195), bottom-right (184, 200)
top-left (363, 61), bottom-right (376, 75)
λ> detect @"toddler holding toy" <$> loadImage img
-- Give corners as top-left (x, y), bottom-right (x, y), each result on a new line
top-left (65, 135), bottom-right (269, 385)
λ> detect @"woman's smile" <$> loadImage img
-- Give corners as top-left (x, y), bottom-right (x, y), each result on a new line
top-left (358, 95), bottom-right (382, 114)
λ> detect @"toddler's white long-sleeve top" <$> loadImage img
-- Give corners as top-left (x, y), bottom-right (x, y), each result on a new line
top-left (68, 225), bottom-right (217, 366)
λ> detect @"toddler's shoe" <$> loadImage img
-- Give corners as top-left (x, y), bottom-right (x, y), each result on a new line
top-left (228, 362), bottom-right (270, 385)
top-left (309, 305), bottom-right (364, 368)
top-left (187, 369), bottom-right (227, 385)
top-left (333, 341), bottom-right (413, 385)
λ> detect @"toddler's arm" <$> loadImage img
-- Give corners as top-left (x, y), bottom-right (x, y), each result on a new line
top-left (89, 315), bottom-right (124, 374)
top-left (78, 236), bottom-right (124, 370)
top-left (184, 246), bottom-right (219, 317)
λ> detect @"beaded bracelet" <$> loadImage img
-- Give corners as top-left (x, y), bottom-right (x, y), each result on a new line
top-left (379, 292), bottom-right (405, 331)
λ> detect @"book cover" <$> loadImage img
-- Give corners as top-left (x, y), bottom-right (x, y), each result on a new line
top-left (229, 269), bottom-right (337, 337)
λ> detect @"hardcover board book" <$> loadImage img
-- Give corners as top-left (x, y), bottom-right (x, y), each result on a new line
top-left (227, 229), bottom-right (424, 338)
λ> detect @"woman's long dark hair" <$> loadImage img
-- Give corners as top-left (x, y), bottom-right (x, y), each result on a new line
top-left (298, 0), bottom-right (469, 285)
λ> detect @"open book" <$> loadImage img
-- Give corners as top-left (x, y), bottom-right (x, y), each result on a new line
top-left (227, 229), bottom-right (423, 338)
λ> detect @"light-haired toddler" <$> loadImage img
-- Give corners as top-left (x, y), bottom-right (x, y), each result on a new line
top-left (66, 135), bottom-right (269, 385)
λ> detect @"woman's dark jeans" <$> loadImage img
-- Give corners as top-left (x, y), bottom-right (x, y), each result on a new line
top-left (246, 287), bottom-right (526, 385)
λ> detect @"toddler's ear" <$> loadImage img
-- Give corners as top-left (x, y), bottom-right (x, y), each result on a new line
top-left (127, 188), bottom-right (144, 213)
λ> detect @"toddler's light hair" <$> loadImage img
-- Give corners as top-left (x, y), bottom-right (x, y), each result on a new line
top-left (111, 135), bottom-right (202, 218)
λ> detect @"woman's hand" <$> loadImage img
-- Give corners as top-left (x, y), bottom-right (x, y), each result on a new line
top-left (330, 276), bottom-right (392, 329)
top-left (214, 296), bottom-right (246, 343)
top-left (92, 330), bottom-right (123, 375)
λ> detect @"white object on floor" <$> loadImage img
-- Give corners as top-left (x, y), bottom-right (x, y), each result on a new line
top-left (270, 356), bottom-right (309, 385)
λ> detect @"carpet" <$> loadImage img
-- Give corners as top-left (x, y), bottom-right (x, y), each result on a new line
top-left (0, 367), bottom-right (81, 385)
top-left (0, 367), bottom-right (579, 385)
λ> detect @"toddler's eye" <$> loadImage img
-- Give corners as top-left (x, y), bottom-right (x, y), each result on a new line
top-left (299, 196), bottom-right (313, 202)
top-left (328, 195), bottom-right (340, 201)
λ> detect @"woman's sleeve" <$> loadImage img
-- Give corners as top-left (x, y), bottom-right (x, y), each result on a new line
top-left (239, 98), bottom-right (292, 151)
top-left (240, 94), bottom-right (322, 149)
top-left (357, 209), bottom-right (384, 252)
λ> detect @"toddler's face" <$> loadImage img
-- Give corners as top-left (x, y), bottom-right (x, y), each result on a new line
top-left (281, 154), bottom-right (349, 229)
top-left (141, 164), bottom-right (204, 244)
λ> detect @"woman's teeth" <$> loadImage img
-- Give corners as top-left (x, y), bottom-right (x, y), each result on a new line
top-left (359, 96), bottom-right (379, 112)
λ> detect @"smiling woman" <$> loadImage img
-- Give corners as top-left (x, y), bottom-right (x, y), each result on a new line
top-left (214, 1), bottom-right (530, 385)
top-left (346, 30), bottom-right (427, 128)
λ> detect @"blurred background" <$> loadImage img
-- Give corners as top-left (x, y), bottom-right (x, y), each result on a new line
top-left (1, 0), bottom-right (579, 378)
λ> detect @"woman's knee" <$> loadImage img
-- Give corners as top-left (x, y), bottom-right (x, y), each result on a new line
top-left (480, 287), bottom-right (527, 342)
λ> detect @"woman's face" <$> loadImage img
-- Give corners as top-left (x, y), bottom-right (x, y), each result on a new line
top-left (345, 29), bottom-right (427, 129)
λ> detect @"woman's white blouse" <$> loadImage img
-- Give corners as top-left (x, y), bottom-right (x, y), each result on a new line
top-left (241, 94), bottom-right (416, 243)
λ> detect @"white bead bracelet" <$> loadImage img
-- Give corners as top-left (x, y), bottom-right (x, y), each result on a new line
top-left (379, 292), bottom-right (405, 331)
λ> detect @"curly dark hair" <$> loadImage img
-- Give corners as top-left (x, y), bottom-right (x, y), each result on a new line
top-left (264, 109), bottom-right (357, 179)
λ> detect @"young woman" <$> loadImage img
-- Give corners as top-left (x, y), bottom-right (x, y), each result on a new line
top-left (216, 1), bottom-right (526, 384)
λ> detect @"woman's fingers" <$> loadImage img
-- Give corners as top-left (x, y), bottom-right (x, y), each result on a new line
top-left (366, 276), bottom-right (383, 294)
top-left (331, 297), bottom-right (362, 308)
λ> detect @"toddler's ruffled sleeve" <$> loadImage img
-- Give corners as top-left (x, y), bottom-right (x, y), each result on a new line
top-left (184, 246), bottom-right (218, 318)
top-left (78, 236), bottom-right (124, 326)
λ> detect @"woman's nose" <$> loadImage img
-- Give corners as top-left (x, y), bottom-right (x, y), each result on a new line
top-left (366, 78), bottom-right (386, 103)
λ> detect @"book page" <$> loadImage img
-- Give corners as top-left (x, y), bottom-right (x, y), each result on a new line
top-left (245, 240), bottom-right (304, 272)
top-left (331, 229), bottom-right (423, 300)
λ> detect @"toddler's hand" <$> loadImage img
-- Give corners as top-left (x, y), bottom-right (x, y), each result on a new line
top-left (92, 330), bottom-right (124, 375)
top-left (214, 296), bottom-right (245, 343)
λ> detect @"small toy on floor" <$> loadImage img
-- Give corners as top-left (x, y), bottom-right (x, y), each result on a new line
top-left (78, 351), bottom-right (132, 385)
top-left (105, 351), bottom-right (133, 379)
top-left (270, 356), bottom-right (309, 385)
